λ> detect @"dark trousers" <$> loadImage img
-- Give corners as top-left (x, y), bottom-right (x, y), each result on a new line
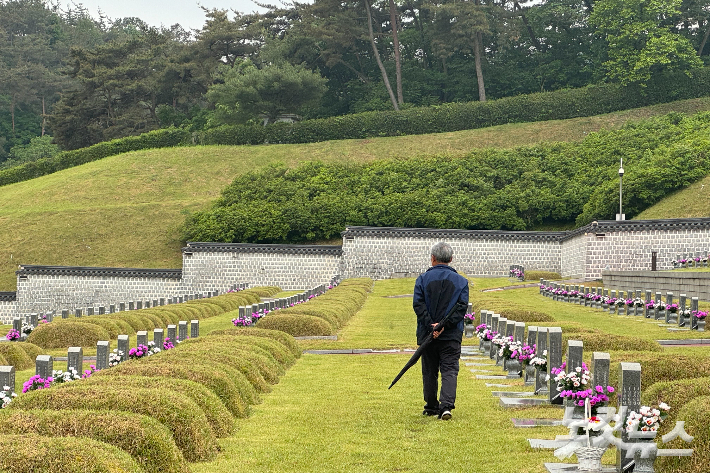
top-left (421, 338), bottom-right (461, 414)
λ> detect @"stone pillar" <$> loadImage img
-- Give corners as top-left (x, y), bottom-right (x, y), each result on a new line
top-left (67, 347), bottom-right (82, 372)
top-left (153, 329), bottom-right (164, 349)
top-left (96, 341), bottom-right (109, 370)
top-left (0, 366), bottom-right (15, 394)
top-left (117, 335), bottom-right (129, 362)
top-left (591, 352), bottom-right (610, 388)
top-left (566, 340), bottom-right (584, 374)
top-left (617, 362), bottom-right (642, 473)
top-left (35, 355), bottom-right (53, 379)
top-left (191, 320), bottom-right (199, 338)
top-left (178, 321), bottom-right (188, 341)
top-left (547, 327), bottom-right (563, 405)
top-left (136, 331), bottom-right (147, 347)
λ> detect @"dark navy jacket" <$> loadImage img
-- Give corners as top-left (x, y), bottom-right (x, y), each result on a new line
top-left (413, 265), bottom-right (469, 345)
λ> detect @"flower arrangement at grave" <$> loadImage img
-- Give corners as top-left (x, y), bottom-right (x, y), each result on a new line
top-left (625, 403), bottom-right (670, 433)
top-left (51, 368), bottom-right (81, 384)
top-left (464, 312), bottom-right (475, 324)
top-left (510, 268), bottom-right (524, 279)
top-left (22, 374), bottom-right (53, 393)
top-left (692, 310), bottom-right (708, 320)
top-left (477, 327), bottom-right (497, 341)
top-left (475, 323), bottom-right (488, 338)
top-left (0, 386), bottom-right (17, 409)
top-left (491, 333), bottom-right (510, 350)
top-left (614, 298), bottom-right (626, 308)
top-left (232, 316), bottom-right (253, 327)
top-left (108, 349), bottom-right (124, 367)
top-left (553, 362), bottom-right (615, 411)
top-left (163, 338), bottom-right (175, 350)
top-left (496, 336), bottom-right (517, 359)
top-left (128, 342), bottom-right (161, 360)
top-left (529, 350), bottom-right (547, 371)
top-left (653, 300), bottom-right (666, 311)
top-left (631, 298), bottom-right (644, 308)
top-left (511, 343), bottom-right (536, 366)
top-left (605, 297), bottom-right (616, 306)
top-left (82, 365), bottom-right (96, 379)
top-left (570, 290), bottom-right (579, 299)
top-left (21, 323), bottom-right (34, 336)
top-left (5, 329), bottom-right (20, 341)
top-left (666, 303), bottom-right (679, 313)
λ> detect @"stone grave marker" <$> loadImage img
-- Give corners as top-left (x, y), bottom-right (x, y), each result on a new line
top-left (119, 302), bottom-right (126, 312)
top-left (178, 321), bottom-right (188, 341)
top-left (75, 308), bottom-right (82, 318)
top-left (35, 355), bottom-right (53, 379)
top-left (98, 306), bottom-right (105, 315)
top-left (136, 331), bottom-right (147, 347)
top-left (617, 362), bottom-right (642, 473)
top-left (61, 310), bottom-right (68, 319)
top-left (665, 292), bottom-right (675, 323)
top-left (514, 322), bottom-right (525, 343)
top-left (153, 329), bottom-right (164, 349)
top-left (12, 317), bottom-right (20, 333)
top-left (117, 335), bottom-right (129, 362)
top-left (191, 320), bottom-right (199, 338)
top-left (506, 320), bottom-right (515, 338)
top-left (566, 340), bottom-right (583, 372)
top-left (691, 297), bottom-right (700, 330)
top-left (96, 341), bottom-right (109, 370)
top-left (30, 313), bottom-right (38, 327)
top-left (87, 307), bottom-right (94, 316)
top-left (45, 312), bottom-right (53, 323)
top-left (167, 325), bottom-right (177, 343)
top-left (67, 347), bottom-right (82, 372)
top-left (128, 301), bottom-right (135, 311)
top-left (591, 352), bottom-right (610, 388)
top-left (159, 298), bottom-right (165, 306)
top-left (547, 327), bottom-right (563, 405)
top-left (109, 305), bottom-right (115, 314)
top-left (645, 290), bottom-right (652, 318)
top-left (136, 301), bottom-right (143, 310)
top-left (654, 292), bottom-right (662, 320)
top-left (144, 300), bottom-right (150, 309)
top-left (0, 366), bottom-right (15, 394)
top-left (678, 294), bottom-right (687, 326)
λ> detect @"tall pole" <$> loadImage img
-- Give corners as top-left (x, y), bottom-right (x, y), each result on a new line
top-left (618, 157), bottom-right (624, 221)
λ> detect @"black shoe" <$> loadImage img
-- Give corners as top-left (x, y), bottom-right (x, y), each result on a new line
top-left (422, 409), bottom-right (438, 416)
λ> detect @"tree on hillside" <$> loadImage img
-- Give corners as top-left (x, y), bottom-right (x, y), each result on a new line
top-left (590, 0), bottom-right (704, 85)
top-left (207, 61), bottom-right (327, 125)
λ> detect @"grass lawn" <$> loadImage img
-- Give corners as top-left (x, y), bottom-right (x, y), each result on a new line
top-left (188, 277), bottom-right (710, 472)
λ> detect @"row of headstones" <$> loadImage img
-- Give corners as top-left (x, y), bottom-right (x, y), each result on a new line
top-left (476, 311), bottom-right (679, 472)
top-left (539, 280), bottom-right (705, 331)
top-left (0, 319), bottom-right (201, 396)
top-left (12, 283), bottom-right (249, 339)
top-left (672, 251), bottom-right (709, 269)
top-left (477, 309), bottom-right (562, 401)
top-left (236, 284), bottom-right (333, 322)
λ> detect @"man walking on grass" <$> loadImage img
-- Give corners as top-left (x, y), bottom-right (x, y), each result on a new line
top-left (413, 242), bottom-right (469, 420)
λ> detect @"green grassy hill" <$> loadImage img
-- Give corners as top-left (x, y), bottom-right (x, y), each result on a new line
top-left (0, 97), bottom-right (709, 290)
top-left (635, 174), bottom-right (710, 219)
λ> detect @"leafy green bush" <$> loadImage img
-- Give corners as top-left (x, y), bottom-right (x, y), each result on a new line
top-left (9, 385), bottom-right (219, 462)
top-left (27, 320), bottom-right (110, 348)
top-left (0, 409), bottom-right (188, 473)
top-left (185, 112), bottom-right (710, 241)
top-left (0, 433), bottom-right (145, 473)
top-left (77, 375), bottom-right (237, 438)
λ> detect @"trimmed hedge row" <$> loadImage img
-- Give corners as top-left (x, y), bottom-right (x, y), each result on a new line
top-left (0, 127), bottom-right (191, 188)
top-left (562, 332), bottom-right (661, 352)
top-left (608, 352), bottom-right (710, 389)
top-left (256, 279), bottom-right (373, 336)
top-left (9, 385), bottom-right (219, 462)
top-left (525, 271), bottom-right (562, 281)
top-left (198, 68), bottom-right (710, 147)
top-left (0, 409), bottom-right (187, 473)
top-left (0, 434), bottom-right (145, 473)
top-left (26, 287), bottom-right (278, 348)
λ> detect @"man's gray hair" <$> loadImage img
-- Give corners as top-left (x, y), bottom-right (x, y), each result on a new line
top-left (431, 242), bottom-right (453, 264)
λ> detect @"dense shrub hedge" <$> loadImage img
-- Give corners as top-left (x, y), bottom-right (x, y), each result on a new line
top-left (9, 385), bottom-right (219, 462)
top-left (207, 327), bottom-right (302, 358)
top-left (197, 68), bottom-right (710, 147)
top-left (0, 434), bottom-right (145, 473)
top-left (608, 353), bottom-right (710, 389)
top-left (497, 309), bottom-right (556, 323)
top-left (0, 128), bottom-right (190, 188)
top-left (0, 409), bottom-right (187, 473)
top-left (77, 375), bottom-right (237, 437)
top-left (256, 279), bottom-right (373, 336)
top-left (525, 271), bottom-right (562, 281)
top-left (26, 288), bottom-right (275, 348)
top-left (185, 111), bottom-right (710, 242)
top-left (654, 396), bottom-right (710, 473)
top-left (561, 333), bottom-right (661, 352)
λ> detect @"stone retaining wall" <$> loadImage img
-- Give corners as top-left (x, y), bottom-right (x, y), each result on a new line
top-left (602, 270), bottom-right (710, 301)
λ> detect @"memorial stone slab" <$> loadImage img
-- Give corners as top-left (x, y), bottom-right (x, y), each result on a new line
top-left (30, 313), bottom-right (38, 327)
top-left (167, 325), bottom-right (177, 343)
top-left (128, 302), bottom-right (135, 311)
top-left (86, 307), bottom-right (94, 316)
top-left (645, 290), bottom-right (652, 317)
top-left (153, 329), bottom-right (164, 349)
top-left (617, 362), bottom-right (642, 472)
top-left (506, 320), bottom-right (515, 338)
top-left (35, 355), bottom-right (53, 379)
top-left (117, 335), bottom-right (129, 362)
top-left (96, 341), bottom-right (109, 370)
top-left (75, 308), bottom-right (82, 318)
top-left (0, 366), bottom-right (15, 394)
top-left (46, 312), bottom-right (53, 323)
top-left (566, 340), bottom-right (584, 373)
top-left (67, 347), bottom-right (82, 372)
top-left (144, 301), bottom-right (150, 309)
top-left (514, 322), bottom-right (525, 343)
top-left (136, 331), bottom-right (147, 347)
top-left (178, 321), bottom-right (188, 341)
top-left (191, 320), bottom-right (199, 338)
top-left (547, 327), bottom-right (563, 404)
top-left (61, 310), bottom-right (68, 319)
top-left (119, 302), bottom-right (126, 312)
top-left (12, 317), bottom-right (21, 333)
top-left (109, 305), bottom-right (115, 314)
top-left (691, 297), bottom-right (700, 329)
top-left (497, 318), bottom-right (508, 336)
top-left (98, 306), bottom-right (105, 315)
top-left (527, 326), bottom-right (538, 349)
top-left (136, 301), bottom-right (143, 310)
top-left (159, 298), bottom-right (165, 306)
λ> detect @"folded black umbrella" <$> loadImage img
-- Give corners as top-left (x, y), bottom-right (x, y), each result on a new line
top-left (388, 301), bottom-right (468, 389)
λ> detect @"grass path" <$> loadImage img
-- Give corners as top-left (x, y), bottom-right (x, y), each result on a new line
top-left (192, 278), bottom-right (566, 473)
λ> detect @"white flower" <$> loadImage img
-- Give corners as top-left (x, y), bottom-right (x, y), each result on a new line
top-left (659, 402), bottom-right (670, 411)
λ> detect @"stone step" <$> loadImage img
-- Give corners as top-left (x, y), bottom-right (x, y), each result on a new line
top-left (499, 397), bottom-right (553, 408)
top-left (485, 383), bottom-right (513, 387)
top-left (491, 391), bottom-right (537, 398)
top-left (544, 463), bottom-right (615, 473)
top-left (658, 338), bottom-right (710, 345)
top-left (476, 375), bottom-right (509, 380)
top-left (512, 418), bottom-right (564, 427)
